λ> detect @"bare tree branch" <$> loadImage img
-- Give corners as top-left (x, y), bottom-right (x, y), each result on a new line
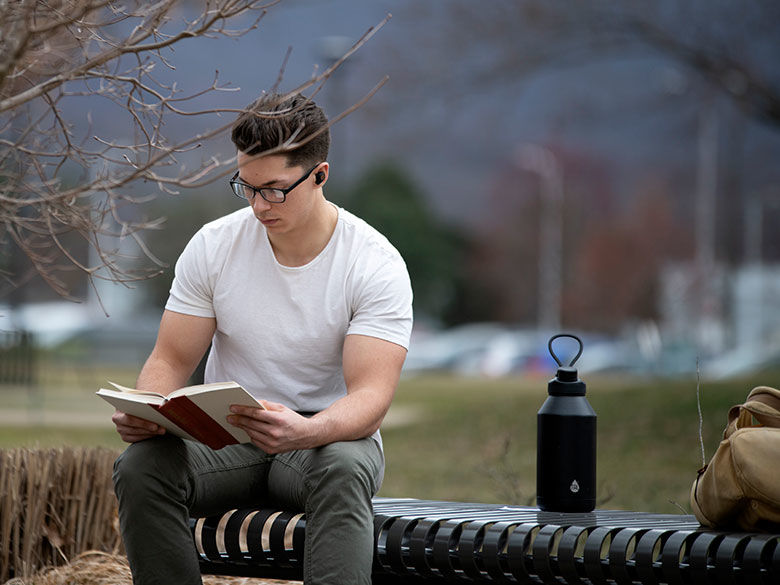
top-left (393, 1), bottom-right (779, 126)
top-left (620, 13), bottom-right (780, 125)
top-left (0, 1), bottom-right (390, 300)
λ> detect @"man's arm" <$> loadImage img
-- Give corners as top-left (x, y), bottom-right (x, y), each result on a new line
top-left (228, 333), bottom-right (407, 454)
top-left (112, 310), bottom-right (216, 443)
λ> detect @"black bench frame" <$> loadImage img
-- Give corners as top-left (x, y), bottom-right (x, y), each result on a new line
top-left (191, 497), bottom-right (780, 584)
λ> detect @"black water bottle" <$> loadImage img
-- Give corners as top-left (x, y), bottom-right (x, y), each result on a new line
top-left (536, 333), bottom-right (596, 512)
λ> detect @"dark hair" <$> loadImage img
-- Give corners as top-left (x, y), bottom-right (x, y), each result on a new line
top-left (231, 93), bottom-right (330, 168)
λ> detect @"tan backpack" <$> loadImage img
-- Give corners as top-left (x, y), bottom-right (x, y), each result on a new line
top-left (690, 385), bottom-right (780, 531)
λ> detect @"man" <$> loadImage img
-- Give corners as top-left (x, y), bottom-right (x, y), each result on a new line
top-left (111, 92), bottom-right (413, 585)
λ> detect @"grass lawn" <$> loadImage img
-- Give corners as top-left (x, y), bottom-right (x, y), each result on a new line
top-left (1, 361), bottom-right (777, 515)
top-left (378, 370), bottom-right (779, 514)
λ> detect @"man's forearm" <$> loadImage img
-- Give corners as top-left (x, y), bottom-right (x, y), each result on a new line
top-left (309, 386), bottom-right (392, 446)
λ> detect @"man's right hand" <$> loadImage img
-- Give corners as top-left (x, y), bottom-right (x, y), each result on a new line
top-left (112, 410), bottom-right (166, 443)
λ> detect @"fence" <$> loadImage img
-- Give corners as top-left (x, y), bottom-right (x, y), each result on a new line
top-left (0, 330), bottom-right (38, 386)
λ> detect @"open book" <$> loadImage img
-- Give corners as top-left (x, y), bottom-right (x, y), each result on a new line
top-left (97, 381), bottom-right (265, 450)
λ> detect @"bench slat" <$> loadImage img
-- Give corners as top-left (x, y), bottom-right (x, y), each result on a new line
top-left (190, 497), bottom-right (780, 584)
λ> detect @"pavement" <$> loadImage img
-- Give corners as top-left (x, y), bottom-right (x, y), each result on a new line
top-left (0, 403), bottom-right (422, 429)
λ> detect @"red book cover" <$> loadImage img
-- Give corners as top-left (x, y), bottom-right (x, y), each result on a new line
top-left (156, 396), bottom-right (240, 450)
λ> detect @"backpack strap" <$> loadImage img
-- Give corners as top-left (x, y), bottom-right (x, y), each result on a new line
top-left (726, 386), bottom-right (780, 436)
top-left (746, 385), bottom-right (780, 410)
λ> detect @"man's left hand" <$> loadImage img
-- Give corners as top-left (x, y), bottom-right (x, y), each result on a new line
top-left (227, 401), bottom-right (318, 454)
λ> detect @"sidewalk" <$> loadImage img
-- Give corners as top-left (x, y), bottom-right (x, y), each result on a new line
top-left (0, 403), bottom-right (421, 428)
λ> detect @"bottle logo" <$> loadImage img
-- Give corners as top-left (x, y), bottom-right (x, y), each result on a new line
top-left (570, 480), bottom-right (580, 493)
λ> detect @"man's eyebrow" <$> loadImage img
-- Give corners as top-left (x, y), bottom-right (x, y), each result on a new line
top-left (237, 174), bottom-right (284, 188)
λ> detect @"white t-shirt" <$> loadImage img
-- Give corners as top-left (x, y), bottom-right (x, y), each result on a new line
top-left (166, 205), bottom-right (413, 419)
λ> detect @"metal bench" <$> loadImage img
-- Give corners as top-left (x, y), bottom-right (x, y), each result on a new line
top-left (191, 497), bottom-right (780, 584)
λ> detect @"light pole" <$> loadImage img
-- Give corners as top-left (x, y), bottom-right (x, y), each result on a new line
top-left (316, 36), bottom-right (353, 179)
top-left (515, 144), bottom-right (564, 332)
top-left (694, 100), bottom-right (723, 355)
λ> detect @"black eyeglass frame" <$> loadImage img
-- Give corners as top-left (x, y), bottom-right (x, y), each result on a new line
top-left (229, 163), bottom-right (321, 203)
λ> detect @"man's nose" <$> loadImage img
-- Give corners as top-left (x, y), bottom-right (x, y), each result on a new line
top-left (251, 194), bottom-right (271, 211)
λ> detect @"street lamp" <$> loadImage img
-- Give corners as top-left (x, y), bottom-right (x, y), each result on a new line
top-left (515, 144), bottom-right (564, 332)
top-left (316, 36), bottom-right (353, 178)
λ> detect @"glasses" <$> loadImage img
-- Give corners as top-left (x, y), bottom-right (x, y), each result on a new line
top-left (229, 163), bottom-right (320, 203)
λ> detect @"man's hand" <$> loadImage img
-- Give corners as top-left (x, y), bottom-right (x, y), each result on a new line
top-left (112, 411), bottom-right (166, 443)
top-left (227, 401), bottom-right (317, 454)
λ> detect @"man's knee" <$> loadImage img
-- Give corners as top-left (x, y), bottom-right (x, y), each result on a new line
top-left (113, 435), bottom-right (188, 499)
top-left (311, 439), bottom-right (384, 496)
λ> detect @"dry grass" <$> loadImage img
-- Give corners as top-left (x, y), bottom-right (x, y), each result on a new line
top-left (0, 448), bottom-right (121, 582)
top-left (0, 447), bottom-right (300, 585)
top-left (2, 550), bottom-right (297, 585)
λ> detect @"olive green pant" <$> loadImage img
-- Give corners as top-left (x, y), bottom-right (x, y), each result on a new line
top-left (113, 435), bottom-right (384, 585)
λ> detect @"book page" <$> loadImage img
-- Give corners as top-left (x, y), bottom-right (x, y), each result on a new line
top-left (167, 381), bottom-right (246, 399)
top-left (179, 384), bottom-right (264, 443)
top-left (95, 389), bottom-right (196, 441)
top-left (98, 387), bottom-right (165, 406)
top-left (108, 381), bottom-right (167, 399)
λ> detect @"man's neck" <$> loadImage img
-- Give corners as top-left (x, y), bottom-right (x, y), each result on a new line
top-left (268, 199), bottom-right (338, 267)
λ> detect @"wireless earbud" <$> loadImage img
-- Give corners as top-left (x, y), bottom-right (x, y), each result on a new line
top-left (315, 171), bottom-right (326, 185)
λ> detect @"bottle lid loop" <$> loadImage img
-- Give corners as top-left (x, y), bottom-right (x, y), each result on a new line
top-left (548, 333), bottom-right (583, 368)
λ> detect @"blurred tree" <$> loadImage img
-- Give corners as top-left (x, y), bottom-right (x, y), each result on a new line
top-left (566, 186), bottom-right (693, 332)
top-left (387, 0), bottom-right (780, 252)
top-left (470, 146), bottom-right (702, 332)
top-left (0, 0), bottom-right (388, 301)
top-left (375, 0), bottom-right (779, 330)
top-left (467, 144), bottom-right (617, 327)
top-left (392, 0), bottom-right (780, 127)
top-left (341, 162), bottom-right (467, 324)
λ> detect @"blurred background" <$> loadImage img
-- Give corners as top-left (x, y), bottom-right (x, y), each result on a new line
top-left (1, 0), bottom-right (779, 512)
